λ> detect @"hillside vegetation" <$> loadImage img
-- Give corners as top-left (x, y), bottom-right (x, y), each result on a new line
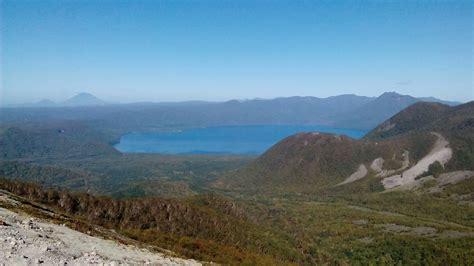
top-left (2, 177), bottom-right (474, 265)
top-left (219, 101), bottom-right (473, 194)
top-left (364, 102), bottom-right (451, 140)
top-left (0, 100), bottom-right (473, 264)
top-left (0, 179), bottom-right (298, 264)
top-left (366, 101), bottom-right (474, 170)
top-left (218, 131), bottom-right (435, 193)
top-left (0, 122), bottom-right (119, 160)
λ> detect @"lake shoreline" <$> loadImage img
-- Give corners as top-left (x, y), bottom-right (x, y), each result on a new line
top-left (115, 125), bottom-right (368, 155)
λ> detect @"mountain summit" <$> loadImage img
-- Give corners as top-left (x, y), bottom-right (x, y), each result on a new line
top-left (62, 93), bottom-right (106, 106)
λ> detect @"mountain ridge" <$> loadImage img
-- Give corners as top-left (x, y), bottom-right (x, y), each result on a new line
top-left (0, 92), bottom-right (463, 132)
top-left (6, 91), bottom-right (461, 108)
top-left (61, 92), bottom-right (106, 106)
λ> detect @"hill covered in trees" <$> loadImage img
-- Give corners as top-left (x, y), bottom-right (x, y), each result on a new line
top-left (217, 101), bottom-right (474, 193)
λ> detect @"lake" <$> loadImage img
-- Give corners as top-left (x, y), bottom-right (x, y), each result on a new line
top-left (114, 125), bottom-right (367, 155)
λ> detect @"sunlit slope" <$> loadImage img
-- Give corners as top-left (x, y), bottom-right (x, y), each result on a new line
top-left (219, 101), bottom-right (474, 193)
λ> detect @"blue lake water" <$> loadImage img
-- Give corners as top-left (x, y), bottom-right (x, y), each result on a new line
top-left (114, 125), bottom-right (367, 155)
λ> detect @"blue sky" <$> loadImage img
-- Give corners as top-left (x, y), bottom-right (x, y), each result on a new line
top-left (1, 0), bottom-right (472, 104)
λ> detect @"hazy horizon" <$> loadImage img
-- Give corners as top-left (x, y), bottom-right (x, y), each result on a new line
top-left (2, 1), bottom-right (473, 105)
top-left (1, 90), bottom-right (467, 106)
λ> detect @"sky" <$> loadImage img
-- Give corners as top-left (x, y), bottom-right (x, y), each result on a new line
top-left (1, 0), bottom-right (473, 105)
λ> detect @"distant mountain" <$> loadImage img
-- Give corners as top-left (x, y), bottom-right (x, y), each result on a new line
top-left (332, 92), bottom-right (462, 129)
top-left (33, 99), bottom-right (56, 107)
top-left (417, 97), bottom-right (461, 106)
top-left (61, 93), bottom-right (106, 106)
top-left (0, 92), bottom-right (461, 132)
top-left (333, 92), bottom-right (419, 129)
top-left (4, 99), bottom-right (57, 108)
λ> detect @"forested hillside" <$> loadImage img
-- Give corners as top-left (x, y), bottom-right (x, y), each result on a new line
top-left (0, 122), bottom-right (119, 160)
top-left (219, 101), bottom-right (473, 194)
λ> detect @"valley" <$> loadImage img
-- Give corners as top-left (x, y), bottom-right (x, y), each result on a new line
top-left (3, 1), bottom-right (471, 264)
top-left (0, 100), bottom-right (473, 264)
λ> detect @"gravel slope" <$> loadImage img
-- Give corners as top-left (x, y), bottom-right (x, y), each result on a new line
top-left (382, 132), bottom-right (452, 189)
top-left (0, 207), bottom-right (200, 265)
top-left (337, 164), bottom-right (368, 185)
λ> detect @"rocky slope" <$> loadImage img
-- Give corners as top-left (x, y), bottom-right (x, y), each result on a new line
top-left (0, 190), bottom-right (200, 265)
top-left (0, 179), bottom-right (298, 264)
